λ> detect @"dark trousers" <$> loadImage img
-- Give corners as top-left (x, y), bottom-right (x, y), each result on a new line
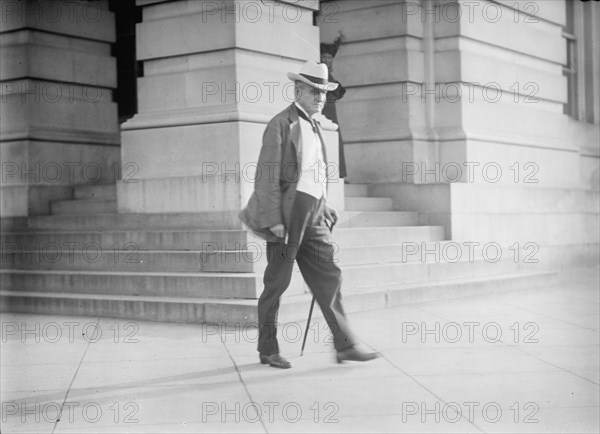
top-left (257, 191), bottom-right (355, 355)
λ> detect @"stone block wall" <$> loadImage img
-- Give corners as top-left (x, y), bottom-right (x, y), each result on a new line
top-left (0, 0), bottom-right (120, 216)
top-left (320, 0), bottom-right (599, 270)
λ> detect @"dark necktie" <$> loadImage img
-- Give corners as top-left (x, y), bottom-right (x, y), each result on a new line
top-left (297, 108), bottom-right (318, 133)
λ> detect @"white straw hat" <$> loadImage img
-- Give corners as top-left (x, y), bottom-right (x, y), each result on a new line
top-left (287, 60), bottom-right (338, 92)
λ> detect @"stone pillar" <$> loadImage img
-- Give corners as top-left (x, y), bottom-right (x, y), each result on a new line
top-left (318, 0), bottom-right (429, 184)
top-left (118, 0), bottom-right (344, 214)
top-left (0, 0), bottom-right (120, 216)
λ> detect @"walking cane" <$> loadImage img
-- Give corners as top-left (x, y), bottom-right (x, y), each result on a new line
top-left (300, 297), bottom-right (316, 356)
top-left (301, 218), bottom-right (336, 356)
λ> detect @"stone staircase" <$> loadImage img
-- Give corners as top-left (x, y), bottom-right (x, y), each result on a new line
top-left (0, 184), bottom-right (558, 324)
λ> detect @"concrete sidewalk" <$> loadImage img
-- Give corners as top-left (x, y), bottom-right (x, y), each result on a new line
top-left (1, 268), bottom-right (598, 433)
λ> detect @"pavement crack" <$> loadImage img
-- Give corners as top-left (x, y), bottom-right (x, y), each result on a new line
top-left (221, 339), bottom-right (269, 433)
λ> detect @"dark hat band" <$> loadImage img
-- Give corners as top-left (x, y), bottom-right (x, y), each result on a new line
top-left (300, 73), bottom-right (327, 85)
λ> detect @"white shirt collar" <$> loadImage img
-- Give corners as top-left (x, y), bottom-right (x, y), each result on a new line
top-left (294, 102), bottom-right (316, 121)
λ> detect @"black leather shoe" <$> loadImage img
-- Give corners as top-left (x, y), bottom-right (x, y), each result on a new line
top-left (259, 353), bottom-right (292, 369)
top-left (336, 348), bottom-right (381, 364)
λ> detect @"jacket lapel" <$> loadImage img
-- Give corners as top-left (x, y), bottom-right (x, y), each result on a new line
top-left (314, 120), bottom-right (328, 165)
top-left (289, 104), bottom-right (302, 168)
top-left (314, 120), bottom-right (329, 189)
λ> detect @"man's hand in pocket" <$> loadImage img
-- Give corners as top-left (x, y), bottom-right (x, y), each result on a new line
top-left (269, 224), bottom-right (286, 239)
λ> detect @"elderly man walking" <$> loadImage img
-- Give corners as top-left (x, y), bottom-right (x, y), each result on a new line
top-left (239, 61), bottom-right (380, 369)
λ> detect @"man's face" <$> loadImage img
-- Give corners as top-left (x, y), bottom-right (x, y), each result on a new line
top-left (295, 82), bottom-right (327, 116)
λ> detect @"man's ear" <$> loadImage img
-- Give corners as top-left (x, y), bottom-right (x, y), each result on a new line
top-left (294, 82), bottom-right (304, 99)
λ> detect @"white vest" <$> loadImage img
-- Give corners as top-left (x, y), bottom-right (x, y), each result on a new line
top-left (294, 103), bottom-right (327, 200)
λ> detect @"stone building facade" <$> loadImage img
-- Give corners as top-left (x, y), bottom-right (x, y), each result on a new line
top-left (1, 0), bottom-right (598, 322)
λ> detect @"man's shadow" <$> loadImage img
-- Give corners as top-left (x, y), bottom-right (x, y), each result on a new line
top-left (7, 362), bottom-right (265, 412)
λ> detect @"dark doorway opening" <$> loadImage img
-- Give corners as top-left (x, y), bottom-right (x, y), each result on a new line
top-left (108, 0), bottom-right (142, 124)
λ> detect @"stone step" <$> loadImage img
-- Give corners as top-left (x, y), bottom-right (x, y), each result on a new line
top-left (0, 253), bottom-right (521, 302)
top-left (0, 271), bottom-right (559, 324)
top-left (2, 241), bottom-right (508, 273)
top-left (345, 197), bottom-right (394, 211)
top-left (68, 183), bottom-right (380, 203)
top-left (2, 226), bottom-right (445, 250)
top-left (2, 249), bottom-right (242, 273)
top-left (341, 258), bottom-right (522, 289)
top-left (332, 226), bottom-right (445, 246)
top-left (0, 269), bottom-right (267, 299)
top-left (336, 211), bottom-right (418, 227)
top-left (2, 229), bottom-right (250, 251)
top-left (51, 199), bottom-right (118, 215)
top-left (73, 184), bottom-right (117, 201)
top-left (343, 184), bottom-right (368, 197)
top-left (1, 210), bottom-right (416, 232)
top-left (1, 212), bottom-right (243, 232)
top-left (206, 242), bottom-right (521, 274)
top-left (278, 270), bottom-right (559, 324)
